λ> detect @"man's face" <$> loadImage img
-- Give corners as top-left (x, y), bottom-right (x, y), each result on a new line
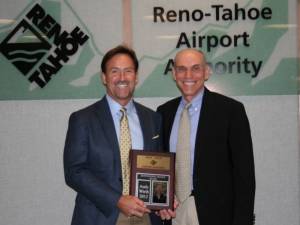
top-left (101, 54), bottom-right (138, 106)
top-left (173, 49), bottom-right (210, 102)
top-left (155, 184), bottom-right (163, 195)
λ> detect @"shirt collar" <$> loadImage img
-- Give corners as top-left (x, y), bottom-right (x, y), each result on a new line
top-left (179, 88), bottom-right (204, 113)
top-left (106, 94), bottom-right (135, 116)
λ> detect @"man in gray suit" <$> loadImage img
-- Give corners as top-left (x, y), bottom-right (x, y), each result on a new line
top-left (64, 45), bottom-right (169, 225)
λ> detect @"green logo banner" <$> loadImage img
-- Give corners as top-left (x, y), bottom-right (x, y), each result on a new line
top-left (0, 0), bottom-right (298, 100)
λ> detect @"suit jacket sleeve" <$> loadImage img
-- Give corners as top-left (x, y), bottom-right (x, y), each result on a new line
top-left (63, 112), bottom-right (121, 218)
top-left (230, 103), bottom-right (255, 225)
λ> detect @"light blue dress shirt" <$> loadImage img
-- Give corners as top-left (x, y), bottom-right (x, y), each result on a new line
top-left (169, 89), bottom-right (204, 190)
top-left (106, 95), bottom-right (144, 150)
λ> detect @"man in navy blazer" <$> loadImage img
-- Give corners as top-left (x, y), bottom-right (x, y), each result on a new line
top-left (157, 49), bottom-right (255, 225)
top-left (64, 45), bottom-right (169, 225)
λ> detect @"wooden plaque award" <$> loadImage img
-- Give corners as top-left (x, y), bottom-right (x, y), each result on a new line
top-left (130, 150), bottom-right (175, 210)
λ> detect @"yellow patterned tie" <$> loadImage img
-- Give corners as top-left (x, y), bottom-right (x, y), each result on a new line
top-left (119, 107), bottom-right (131, 195)
top-left (175, 103), bottom-right (191, 203)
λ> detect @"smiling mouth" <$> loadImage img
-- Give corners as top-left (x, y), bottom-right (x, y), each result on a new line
top-left (116, 81), bottom-right (129, 88)
top-left (182, 81), bottom-right (196, 86)
top-left (117, 84), bottom-right (128, 88)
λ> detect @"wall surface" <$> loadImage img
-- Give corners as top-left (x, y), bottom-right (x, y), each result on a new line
top-left (0, 0), bottom-right (299, 225)
top-left (0, 96), bottom-right (299, 225)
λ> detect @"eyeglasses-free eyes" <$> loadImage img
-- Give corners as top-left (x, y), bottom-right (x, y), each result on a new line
top-left (108, 67), bottom-right (135, 76)
top-left (174, 64), bottom-right (206, 75)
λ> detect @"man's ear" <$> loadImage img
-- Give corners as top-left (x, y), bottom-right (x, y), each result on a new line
top-left (172, 68), bottom-right (176, 81)
top-left (204, 65), bottom-right (211, 81)
top-left (101, 73), bottom-right (106, 85)
top-left (135, 73), bottom-right (138, 85)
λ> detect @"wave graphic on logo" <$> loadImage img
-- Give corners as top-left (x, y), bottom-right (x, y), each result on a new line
top-left (0, 19), bottom-right (51, 75)
top-left (6, 49), bottom-right (48, 73)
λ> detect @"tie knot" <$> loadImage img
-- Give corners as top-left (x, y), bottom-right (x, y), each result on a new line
top-left (184, 102), bottom-right (192, 110)
top-left (180, 102), bottom-right (191, 119)
top-left (120, 107), bottom-right (127, 117)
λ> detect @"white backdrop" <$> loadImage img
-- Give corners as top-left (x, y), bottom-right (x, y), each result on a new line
top-left (0, 96), bottom-right (299, 225)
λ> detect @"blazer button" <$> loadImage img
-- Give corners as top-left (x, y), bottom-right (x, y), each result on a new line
top-left (119, 178), bottom-right (122, 182)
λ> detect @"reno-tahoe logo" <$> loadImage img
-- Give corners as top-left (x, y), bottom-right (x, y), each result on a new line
top-left (0, 3), bottom-right (89, 88)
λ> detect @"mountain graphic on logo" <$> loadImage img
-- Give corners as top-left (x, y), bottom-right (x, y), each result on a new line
top-left (0, 19), bottom-right (51, 75)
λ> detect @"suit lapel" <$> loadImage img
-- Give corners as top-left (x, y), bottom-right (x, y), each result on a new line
top-left (165, 98), bottom-right (181, 150)
top-left (193, 88), bottom-right (213, 169)
top-left (134, 102), bottom-right (151, 150)
top-left (195, 88), bottom-right (213, 144)
top-left (94, 97), bottom-right (119, 156)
